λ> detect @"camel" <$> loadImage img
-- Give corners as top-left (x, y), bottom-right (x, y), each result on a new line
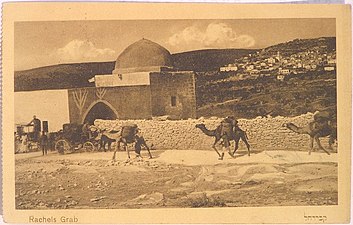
top-left (282, 121), bottom-right (337, 155)
top-left (195, 123), bottom-right (250, 159)
top-left (112, 125), bottom-right (152, 161)
top-left (98, 130), bottom-right (119, 151)
top-left (91, 128), bottom-right (119, 151)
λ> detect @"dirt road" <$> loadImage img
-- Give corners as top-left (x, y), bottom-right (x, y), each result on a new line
top-left (15, 149), bottom-right (337, 209)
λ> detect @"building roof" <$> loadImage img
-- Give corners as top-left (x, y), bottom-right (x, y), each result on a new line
top-left (114, 39), bottom-right (173, 73)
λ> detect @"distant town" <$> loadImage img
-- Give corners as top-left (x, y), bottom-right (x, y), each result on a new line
top-left (220, 37), bottom-right (336, 81)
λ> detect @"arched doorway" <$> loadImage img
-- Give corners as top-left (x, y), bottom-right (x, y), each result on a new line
top-left (83, 102), bottom-right (118, 124)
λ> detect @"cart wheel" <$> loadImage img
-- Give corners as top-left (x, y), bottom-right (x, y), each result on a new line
top-left (83, 141), bottom-right (95, 152)
top-left (55, 140), bottom-right (71, 154)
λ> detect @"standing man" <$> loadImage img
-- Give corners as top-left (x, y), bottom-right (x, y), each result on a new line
top-left (39, 131), bottom-right (48, 155)
top-left (28, 115), bottom-right (41, 142)
top-left (219, 116), bottom-right (237, 159)
top-left (313, 110), bottom-right (336, 149)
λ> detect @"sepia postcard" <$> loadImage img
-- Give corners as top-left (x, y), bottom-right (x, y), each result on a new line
top-left (2, 3), bottom-right (352, 224)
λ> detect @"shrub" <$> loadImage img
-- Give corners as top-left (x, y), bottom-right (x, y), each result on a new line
top-left (185, 194), bottom-right (226, 208)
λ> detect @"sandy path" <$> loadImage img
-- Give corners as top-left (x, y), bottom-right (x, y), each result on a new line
top-left (15, 149), bottom-right (338, 209)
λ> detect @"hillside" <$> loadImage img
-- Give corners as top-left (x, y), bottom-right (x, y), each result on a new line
top-left (15, 48), bottom-right (255, 91)
top-left (262, 37), bottom-right (336, 57)
top-left (15, 62), bottom-right (115, 91)
top-left (196, 37), bottom-right (337, 118)
top-left (196, 71), bottom-right (336, 118)
top-left (173, 49), bottom-right (256, 71)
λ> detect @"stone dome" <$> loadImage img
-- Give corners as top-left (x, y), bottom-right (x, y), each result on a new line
top-left (114, 39), bottom-right (173, 73)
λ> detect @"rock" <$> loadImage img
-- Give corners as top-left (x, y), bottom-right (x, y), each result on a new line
top-left (204, 175), bottom-right (214, 182)
top-left (180, 182), bottom-right (193, 187)
top-left (187, 192), bottom-right (206, 200)
top-left (125, 192), bottom-right (164, 206)
top-left (149, 193), bottom-right (163, 202)
top-left (135, 194), bottom-right (147, 199)
top-left (90, 196), bottom-right (106, 202)
top-left (170, 187), bottom-right (190, 192)
top-left (165, 180), bottom-right (173, 185)
top-left (244, 180), bottom-right (261, 185)
top-left (217, 180), bottom-right (231, 185)
top-left (231, 181), bottom-right (243, 185)
top-left (68, 200), bottom-right (78, 206)
top-left (90, 198), bottom-right (100, 202)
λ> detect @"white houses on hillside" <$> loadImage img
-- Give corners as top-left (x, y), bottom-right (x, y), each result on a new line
top-left (220, 64), bottom-right (238, 72)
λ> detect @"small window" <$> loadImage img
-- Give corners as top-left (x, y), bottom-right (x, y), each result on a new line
top-left (171, 96), bottom-right (177, 107)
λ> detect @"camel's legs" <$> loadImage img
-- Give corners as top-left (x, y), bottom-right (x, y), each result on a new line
top-left (212, 146), bottom-right (223, 159)
top-left (222, 136), bottom-right (231, 152)
top-left (144, 144), bottom-right (152, 159)
top-left (112, 139), bottom-right (121, 161)
top-left (107, 141), bottom-right (112, 152)
top-left (212, 138), bottom-right (222, 158)
top-left (309, 137), bottom-right (314, 155)
top-left (241, 135), bottom-right (251, 156)
top-left (125, 144), bottom-right (130, 159)
top-left (140, 137), bottom-right (152, 159)
top-left (328, 135), bottom-right (335, 150)
top-left (314, 135), bottom-right (330, 155)
top-left (221, 135), bottom-right (234, 159)
top-left (232, 137), bottom-right (240, 155)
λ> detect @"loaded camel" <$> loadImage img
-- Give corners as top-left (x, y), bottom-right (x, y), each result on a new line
top-left (282, 120), bottom-right (337, 155)
top-left (112, 124), bottom-right (152, 161)
top-left (195, 123), bottom-right (250, 159)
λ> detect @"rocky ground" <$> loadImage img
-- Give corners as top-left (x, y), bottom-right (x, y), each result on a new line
top-left (15, 149), bottom-right (338, 209)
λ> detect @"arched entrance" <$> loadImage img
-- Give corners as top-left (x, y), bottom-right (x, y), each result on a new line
top-left (83, 101), bottom-right (118, 124)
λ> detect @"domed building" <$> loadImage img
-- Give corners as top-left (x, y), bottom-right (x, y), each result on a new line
top-left (67, 39), bottom-right (196, 124)
top-left (113, 38), bottom-right (173, 74)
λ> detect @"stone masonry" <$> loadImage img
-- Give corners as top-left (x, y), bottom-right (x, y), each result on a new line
top-left (94, 112), bottom-right (332, 151)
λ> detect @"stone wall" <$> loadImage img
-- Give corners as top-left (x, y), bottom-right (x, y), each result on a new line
top-left (150, 72), bottom-right (196, 119)
top-left (94, 112), bottom-right (331, 151)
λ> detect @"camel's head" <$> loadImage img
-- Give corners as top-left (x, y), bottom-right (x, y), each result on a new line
top-left (195, 124), bottom-right (205, 129)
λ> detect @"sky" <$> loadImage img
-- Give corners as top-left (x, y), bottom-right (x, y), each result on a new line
top-left (15, 90), bottom-right (70, 132)
top-left (15, 18), bottom-right (335, 71)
